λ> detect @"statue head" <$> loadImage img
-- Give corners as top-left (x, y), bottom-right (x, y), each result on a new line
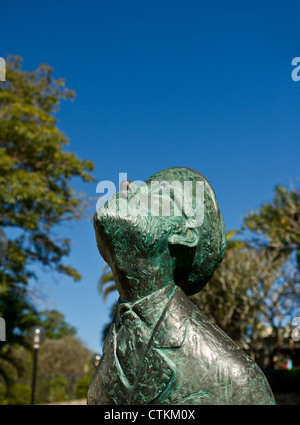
top-left (94, 167), bottom-right (226, 301)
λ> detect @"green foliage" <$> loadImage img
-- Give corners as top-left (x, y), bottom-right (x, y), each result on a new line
top-left (34, 378), bottom-right (51, 404)
top-left (0, 54), bottom-right (94, 289)
top-left (98, 263), bottom-right (116, 301)
top-left (0, 288), bottom-right (38, 387)
top-left (0, 306), bottom-right (78, 387)
top-left (48, 376), bottom-right (67, 402)
top-left (38, 309), bottom-right (77, 339)
top-left (0, 54), bottom-right (94, 386)
top-left (0, 344), bottom-right (31, 389)
top-left (0, 383), bottom-right (31, 405)
top-left (38, 335), bottom-right (91, 378)
top-left (75, 374), bottom-right (92, 399)
top-left (244, 183), bottom-right (300, 269)
top-left (225, 230), bottom-right (247, 250)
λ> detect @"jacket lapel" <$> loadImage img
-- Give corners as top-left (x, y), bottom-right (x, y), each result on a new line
top-left (130, 345), bottom-right (175, 405)
top-left (153, 289), bottom-right (190, 349)
top-left (89, 287), bottom-right (190, 405)
top-left (88, 324), bottom-right (131, 404)
top-left (130, 288), bottom-right (189, 405)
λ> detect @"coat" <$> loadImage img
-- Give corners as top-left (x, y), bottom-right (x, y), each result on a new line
top-left (87, 285), bottom-right (275, 405)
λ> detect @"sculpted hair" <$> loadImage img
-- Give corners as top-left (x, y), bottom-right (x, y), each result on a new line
top-left (144, 167), bottom-right (226, 296)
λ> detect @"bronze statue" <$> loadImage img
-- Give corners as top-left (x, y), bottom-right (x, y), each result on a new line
top-left (88, 167), bottom-right (275, 405)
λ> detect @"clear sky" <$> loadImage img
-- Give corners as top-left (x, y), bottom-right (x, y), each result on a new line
top-left (1, 0), bottom-right (300, 353)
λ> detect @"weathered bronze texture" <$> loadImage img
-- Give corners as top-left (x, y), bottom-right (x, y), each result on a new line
top-left (88, 167), bottom-right (275, 405)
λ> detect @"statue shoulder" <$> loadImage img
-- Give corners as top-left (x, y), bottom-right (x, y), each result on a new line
top-left (156, 288), bottom-right (276, 405)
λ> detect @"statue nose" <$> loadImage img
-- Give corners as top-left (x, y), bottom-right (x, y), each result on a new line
top-left (119, 180), bottom-right (135, 198)
top-left (120, 180), bottom-right (132, 190)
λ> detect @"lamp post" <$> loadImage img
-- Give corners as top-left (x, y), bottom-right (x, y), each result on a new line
top-left (29, 326), bottom-right (45, 405)
top-left (92, 353), bottom-right (101, 368)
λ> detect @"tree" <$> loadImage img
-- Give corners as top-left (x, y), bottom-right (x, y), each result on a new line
top-left (244, 182), bottom-right (300, 270)
top-left (38, 310), bottom-right (77, 339)
top-left (0, 308), bottom-right (86, 395)
top-left (0, 286), bottom-right (39, 387)
top-left (243, 182), bottom-right (300, 367)
top-left (0, 54), bottom-right (94, 386)
top-left (191, 242), bottom-right (297, 368)
top-left (38, 335), bottom-right (91, 378)
top-left (98, 263), bottom-right (116, 301)
top-left (0, 54), bottom-right (94, 287)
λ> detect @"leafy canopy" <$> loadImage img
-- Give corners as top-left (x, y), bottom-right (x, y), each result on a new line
top-left (0, 55), bottom-right (95, 387)
top-left (38, 309), bottom-right (77, 339)
top-left (244, 183), bottom-right (300, 269)
top-left (0, 54), bottom-right (95, 287)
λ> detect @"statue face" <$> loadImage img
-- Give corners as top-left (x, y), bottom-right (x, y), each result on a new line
top-left (94, 167), bottom-right (226, 296)
top-left (94, 179), bottom-right (184, 267)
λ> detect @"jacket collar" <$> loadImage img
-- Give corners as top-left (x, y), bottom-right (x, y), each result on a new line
top-left (117, 283), bottom-right (177, 327)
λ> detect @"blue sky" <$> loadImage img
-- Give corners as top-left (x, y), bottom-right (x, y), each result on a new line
top-left (1, 1), bottom-right (300, 352)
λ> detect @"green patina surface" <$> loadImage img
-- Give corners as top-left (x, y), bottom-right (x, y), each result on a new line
top-left (88, 167), bottom-right (276, 405)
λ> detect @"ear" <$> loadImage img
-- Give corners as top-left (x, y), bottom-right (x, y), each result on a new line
top-left (168, 227), bottom-right (200, 248)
